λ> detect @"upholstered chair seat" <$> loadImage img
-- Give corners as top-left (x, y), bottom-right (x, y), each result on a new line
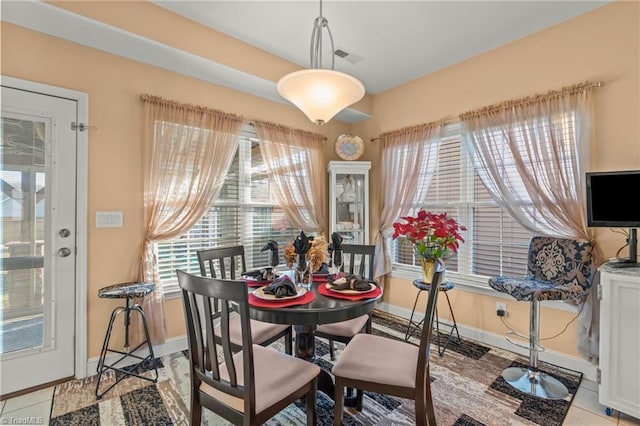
top-left (315, 315), bottom-right (370, 338)
top-left (331, 334), bottom-right (419, 388)
top-left (219, 313), bottom-right (292, 349)
top-left (200, 344), bottom-right (320, 415)
top-left (489, 276), bottom-right (590, 303)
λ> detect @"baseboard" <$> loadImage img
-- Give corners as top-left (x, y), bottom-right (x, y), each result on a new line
top-left (83, 336), bottom-right (187, 378)
top-left (377, 302), bottom-right (598, 382)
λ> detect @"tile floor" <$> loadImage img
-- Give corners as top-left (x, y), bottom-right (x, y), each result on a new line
top-left (1, 373), bottom-right (638, 425)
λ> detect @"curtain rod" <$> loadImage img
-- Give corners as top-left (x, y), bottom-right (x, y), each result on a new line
top-left (370, 80), bottom-right (605, 143)
top-left (245, 120), bottom-right (327, 141)
top-left (370, 116), bottom-right (460, 142)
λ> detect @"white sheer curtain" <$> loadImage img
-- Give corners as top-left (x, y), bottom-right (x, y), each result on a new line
top-left (460, 81), bottom-right (603, 363)
top-left (374, 122), bottom-right (444, 282)
top-left (139, 94), bottom-right (243, 344)
top-left (253, 120), bottom-right (326, 233)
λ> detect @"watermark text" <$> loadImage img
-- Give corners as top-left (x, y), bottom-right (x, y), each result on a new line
top-left (1, 417), bottom-right (45, 425)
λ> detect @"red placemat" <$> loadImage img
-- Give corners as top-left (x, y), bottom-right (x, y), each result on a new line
top-left (249, 290), bottom-right (315, 308)
top-left (318, 283), bottom-right (382, 301)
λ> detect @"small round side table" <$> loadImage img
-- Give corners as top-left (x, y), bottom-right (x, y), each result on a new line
top-left (404, 279), bottom-right (462, 356)
top-left (95, 281), bottom-right (158, 399)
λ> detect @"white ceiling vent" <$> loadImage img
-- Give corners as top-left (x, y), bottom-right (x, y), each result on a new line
top-left (334, 47), bottom-right (364, 65)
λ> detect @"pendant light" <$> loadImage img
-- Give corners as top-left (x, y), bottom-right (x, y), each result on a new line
top-left (276, 0), bottom-right (365, 125)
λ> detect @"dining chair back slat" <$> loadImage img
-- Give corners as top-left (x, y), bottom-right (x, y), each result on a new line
top-left (197, 245), bottom-right (247, 280)
top-left (341, 244), bottom-right (376, 279)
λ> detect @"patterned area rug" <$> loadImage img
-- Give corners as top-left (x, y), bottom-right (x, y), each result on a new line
top-left (50, 310), bottom-right (582, 425)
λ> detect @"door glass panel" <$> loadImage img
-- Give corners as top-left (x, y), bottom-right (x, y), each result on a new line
top-left (1, 116), bottom-right (47, 355)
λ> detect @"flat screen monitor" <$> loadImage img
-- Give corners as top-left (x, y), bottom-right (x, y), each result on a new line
top-left (586, 170), bottom-right (640, 227)
top-left (586, 169), bottom-right (639, 266)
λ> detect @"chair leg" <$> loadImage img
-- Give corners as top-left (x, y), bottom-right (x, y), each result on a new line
top-left (333, 378), bottom-right (344, 426)
top-left (329, 338), bottom-right (336, 361)
top-left (356, 389), bottom-right (364, 411)
top-left (416, 365), bottom-right (436, 426)
top-left (501, 300), bottom-right (569, 399)
top-left (306, 379), bottom-right (317, 426)
top-left (285, 329), bottom-right (293, 355)
top-left (135, 305), bottom-right (159, 380)
top-left (191, 393), bottom-right (202, 426)
top-left (95, 306), bottom-right (124, 398)
top-left (425, 365), bottom-right (437, 425)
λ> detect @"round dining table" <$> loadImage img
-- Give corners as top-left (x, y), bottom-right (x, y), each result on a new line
top-left (248, 280), bottom-right (382, 404)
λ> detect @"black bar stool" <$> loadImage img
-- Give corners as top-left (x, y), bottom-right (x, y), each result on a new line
top-left (404, 279), bottom-right (461, 356)
top-left (95, 281), bottom-right (158, 399)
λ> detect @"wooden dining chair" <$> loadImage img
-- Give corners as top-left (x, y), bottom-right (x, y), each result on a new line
top-left (176, 269), bottom-right (320, 426)
top-left (332, 263), bottom-right (444, 426)
top-left (197, 246), bottom-right (293, 354)
top-left (315, 244), bottom-right (376, 360)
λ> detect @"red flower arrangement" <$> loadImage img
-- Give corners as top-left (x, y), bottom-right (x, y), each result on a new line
top-left (392, 210), bottom-right (466, 260)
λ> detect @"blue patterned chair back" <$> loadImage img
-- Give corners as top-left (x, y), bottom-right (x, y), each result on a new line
top-left (489, 236), bottom-right (595, 303)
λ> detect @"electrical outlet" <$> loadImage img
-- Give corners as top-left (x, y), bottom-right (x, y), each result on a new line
top-left (496, 302), bottom-right (507, 317)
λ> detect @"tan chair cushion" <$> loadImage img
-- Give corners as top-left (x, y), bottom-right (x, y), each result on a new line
top-left (332, 333), bottom-right (418, 388)
top-left (200, 345), bottom-right (320, 414)
top-left (316, 314), bottom-right (369, 337)
top-left (215, 313), bottom-right (290, 347)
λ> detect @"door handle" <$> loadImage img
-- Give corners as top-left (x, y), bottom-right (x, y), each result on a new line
top-left (57, 247), bottom-right (72, 257)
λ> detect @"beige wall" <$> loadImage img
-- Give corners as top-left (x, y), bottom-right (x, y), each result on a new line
top-left (2, 1), bottom-right (638, 360)
top-left (354, 1), bottom-right (640, 357)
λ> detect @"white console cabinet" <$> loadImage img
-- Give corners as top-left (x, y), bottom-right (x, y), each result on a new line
top-left (598, 263), bottom-right (640, 418)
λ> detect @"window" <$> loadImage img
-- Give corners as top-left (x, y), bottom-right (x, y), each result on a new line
top-left (156, 132), bottom-right (297, 294)
top-left (390, 123), bottom-right (533, 285)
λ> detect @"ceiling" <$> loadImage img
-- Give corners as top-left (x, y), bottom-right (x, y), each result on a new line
top-left (152, 1), bottom-right (610, 94)
top-left (2, 1), bottom-right (610, 123)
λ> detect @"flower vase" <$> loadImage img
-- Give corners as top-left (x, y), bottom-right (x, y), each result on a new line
top-left (420, 257), bottom-right (437, 284)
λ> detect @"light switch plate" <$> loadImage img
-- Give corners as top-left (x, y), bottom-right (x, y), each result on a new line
top-left (96, 211), bottom-right (123, 228)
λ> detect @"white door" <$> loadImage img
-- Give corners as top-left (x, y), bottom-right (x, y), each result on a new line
top-left (1, 85), bottom-right (77, 395)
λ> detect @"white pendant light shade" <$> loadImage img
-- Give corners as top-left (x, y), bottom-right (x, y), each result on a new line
top-left (277, 0), bottom-right (366, 125)
top-left (277, 69), bottom-right (365, 125)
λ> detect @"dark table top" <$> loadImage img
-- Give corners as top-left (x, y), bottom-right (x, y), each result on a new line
top-left (248, 281), bottom-right (381, 327)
